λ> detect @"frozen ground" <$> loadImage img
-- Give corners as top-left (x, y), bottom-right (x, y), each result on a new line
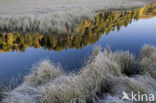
top-left (0, 0), bottom-right (155, 34)
top-left (0, 0), bottom-right (155, 16)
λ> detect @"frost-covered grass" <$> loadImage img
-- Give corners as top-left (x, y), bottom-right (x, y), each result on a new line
top-left (2, 44), bottom-right (156, 103)
top-left (138, 44), bottom-right (156, 79)
top-left (0, 0), bottom-right (155, 34)
top-left (0, 77), bottom-right (19, 102)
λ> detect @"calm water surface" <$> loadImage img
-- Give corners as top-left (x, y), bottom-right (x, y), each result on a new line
top-left (0, 5), bottom-right (156, 83)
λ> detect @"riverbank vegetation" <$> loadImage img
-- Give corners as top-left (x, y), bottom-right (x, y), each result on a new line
top-left (0, 0), bottom-right (155, 34)
top-left (0, 77), bottom-right (19, 102)
top-left (0, 4), bottom-right (156, 53)
top-left (1, 44), bottom-right (156, 103)
top-left (0, 3), bottom-right (156, 103)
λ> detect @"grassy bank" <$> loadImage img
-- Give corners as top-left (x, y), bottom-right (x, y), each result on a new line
top-left (2, 44), bottom-right (156, 103)
top-left (0, 4), bottom-right (156, 53)
top-left (0, 0), bottom-right (155, 34)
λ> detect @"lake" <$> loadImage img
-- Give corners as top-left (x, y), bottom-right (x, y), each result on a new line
top-left (0, 4), bottom-right (156, 84)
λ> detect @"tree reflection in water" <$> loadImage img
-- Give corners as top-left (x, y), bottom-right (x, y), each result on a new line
top-left (0, 4), bottom-right (155, 52)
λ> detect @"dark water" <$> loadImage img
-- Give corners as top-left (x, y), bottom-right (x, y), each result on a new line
top-left (0, 5), bottom-right (156, 83)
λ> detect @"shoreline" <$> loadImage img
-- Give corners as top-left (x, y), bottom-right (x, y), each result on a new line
top-left (0, 0), bottom-right (155, 34)
top-left (0, 4), bottom-right (155, 53)
top-left (0, 0), bottom-right (155, 16)
top-left (2, 44), bottom-right (156, 103)
top-left (0, 1), bottom-right (156, 102)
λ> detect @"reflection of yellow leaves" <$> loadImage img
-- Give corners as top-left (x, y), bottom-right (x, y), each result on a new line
top-left (0, 4), bottom-right (156, 52)
top-left (84, 20), bottom-right (91, 27)
top-left (7, 33), bottom-right (14, 45)
top-left (35, 33), bottom-right (43, 40)
top-left (0, 49), bottom-right (7, 53)
top-left (49, 36), bottom-right (57, 47)
top-left (138, 7), bottom-right (146, 17)
top-left (138, 4), bottom-right (156, 19)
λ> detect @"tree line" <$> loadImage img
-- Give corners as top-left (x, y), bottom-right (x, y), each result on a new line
top-left (0, 4), bottom-right (155, 52)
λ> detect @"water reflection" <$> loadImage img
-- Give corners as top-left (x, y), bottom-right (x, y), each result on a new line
top-left (0, 4), bottom-right (155, 53)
